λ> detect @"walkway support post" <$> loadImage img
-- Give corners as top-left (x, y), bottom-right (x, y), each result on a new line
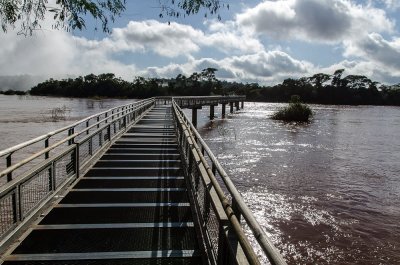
top-left (191, 107), bottom-right (201, 127)
top-left (230, 102), bottom-right (234, 113)
top-left (241, 101), bottom-right (244, 109)
top-left (210, 104), bottom-right (217, 120)
top-left (235, 101), bottom-right (240, 111)
top-left (222, 103), bottom-right (226, 118)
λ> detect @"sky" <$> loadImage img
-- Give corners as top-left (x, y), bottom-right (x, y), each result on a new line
top-left (1, 0), bottom-right (400, 90)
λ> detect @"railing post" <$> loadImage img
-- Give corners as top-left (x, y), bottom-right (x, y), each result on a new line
top-left (45, 138), bottom-right (52, 192)
top-left (45, 138), bottom-right (49, 159)
top-left (75, 145), bottom-right (80, 179)
top-left (99, 129), bottom-right (103, 147)
top-left (187, 143), bottom-right (193, 175)
top-left (6, 153), bottom-right (12, 181)
top-left (13, 187), bottom-right (20, 223)
top-left (51, 161), bottom-right (56, 191)
top-left (191, 108), bottom-right (198, 128)
top-left (107, 124), bottom-right (111, 142)
top-left (212, 162), bottom-right (217, 176)
top-left (232, 199), bottom-right (241, 222)
top-left (68, 128), bottom-right (74, 145)
top-left (86, 120), bottom-right (90, 135)
top-left (218, 224), bottom-right (228, 265)
top-left (89, 137), bottom-right (93, 156)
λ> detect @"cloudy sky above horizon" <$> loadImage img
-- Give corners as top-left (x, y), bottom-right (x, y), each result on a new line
top-left (1, 0), bottom-right (400, 90)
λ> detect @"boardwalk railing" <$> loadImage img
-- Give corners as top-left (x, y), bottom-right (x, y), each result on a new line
top-left (172, 99), bottom-right (286, 265)
top-left (0, 95), bottom-right (285, 265)
top-left (173, 95), bottom-right (246, 108)
top-left (0, 98), bottom-right (155, 245)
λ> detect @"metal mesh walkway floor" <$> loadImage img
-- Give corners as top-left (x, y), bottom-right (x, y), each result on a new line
top-left (2, 106), bottom-right (204, 265)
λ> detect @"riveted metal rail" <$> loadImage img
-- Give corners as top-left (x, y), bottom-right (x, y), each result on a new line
top-left (0, 96), bottom-right (285, 265)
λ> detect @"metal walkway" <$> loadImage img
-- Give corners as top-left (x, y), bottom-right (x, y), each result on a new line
top-left (1, 96), bottom-right (287, 265)
top-left (2, 105), bottom-right (203, 264)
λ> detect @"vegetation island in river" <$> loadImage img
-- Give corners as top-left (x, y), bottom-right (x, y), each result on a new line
top-left (5, 68), bottom-right (399, 106)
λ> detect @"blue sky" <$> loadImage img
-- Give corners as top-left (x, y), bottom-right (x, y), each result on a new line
top-left (1, 0), bottom-right (400, 89)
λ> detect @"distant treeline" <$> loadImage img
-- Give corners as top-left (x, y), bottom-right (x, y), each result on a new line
top-left (29, 68), bottom-right (400, 106)
top-left (0, 89), bottom-right (27, 95)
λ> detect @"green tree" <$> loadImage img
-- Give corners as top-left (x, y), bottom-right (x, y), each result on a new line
top-left (0, 0), bottom-right (225, 35)
top-left (309, 73), bottom-right (330, 89)
top-left (331, 69), bottom-right (345, 88)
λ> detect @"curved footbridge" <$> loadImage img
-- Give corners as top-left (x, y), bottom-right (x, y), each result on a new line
top-left (0, 96), bottom-right (286, 265)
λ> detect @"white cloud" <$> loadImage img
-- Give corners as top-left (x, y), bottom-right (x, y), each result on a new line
top-left (73, 20), bottom-right (263, 58)
top-left (344, 33), bottom-right (400, 70)
top-left (317, 58), bottom-right (400, 85)
top-left (0, 18), bottom-right (264, 86)
top-left (381, 0), bottom-right (400, 9)
top-left (1, 1), bottom-right (400, 89)
top-left (237, 0), bottom-right (394, 43)
top-left (0, 29), bottom-right (137, 80)
top-left (111, 20), bottom-right (203, 57)
top-left (139, 51), bottom-right (314, 84)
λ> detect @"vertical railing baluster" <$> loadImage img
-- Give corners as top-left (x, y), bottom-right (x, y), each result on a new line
top-left (51, 161), bottom-right (56, 191)
top-left (89, 137), bottom-right (93, 156)
top-left (17, 185), bottom-right (22, 221)
top-left (218, 223), bottom-right (228, 265)
top-left (107, 124), bottom-right (111, 143)
top-left (86, 120), bottom-right (90, 135)
top-left (99, 130), bottom-right (103, 147)
top-left (188, 142), bottom-right (193, 175)
top-left (45, 138), bottom-right (52, 191)
top-left (212, 162), bottom-right (216, 176)
top-left (45, 138), bottom-right (49, 159)
top-left (232, 199), bottom-right (241, 222)
top-left (68, 128), bottom-right (74, 145)
top-left (75, 146), bottom-right (80, 179)
top-left (6, 153), bottom-right (12, 181)
top-left (12, 188), bottom-right (18, 223)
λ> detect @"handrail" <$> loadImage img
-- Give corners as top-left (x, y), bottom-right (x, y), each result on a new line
top-left (0, 98), bottom-right (154, 158)
top-left (174, 95), bottom-right (246, 99)
top-left (0, 95), bottom-right (283, 265)
top-left (171, 99), bottom-right (287, 265)
top-left (153, 95), bottom-right (245, 105)
top-left (0, 100), bottom-right (151, 179)
top-left (0, 98), bottom-right (155, 246)
top-left (173, 102), bottom-right (260, 265)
